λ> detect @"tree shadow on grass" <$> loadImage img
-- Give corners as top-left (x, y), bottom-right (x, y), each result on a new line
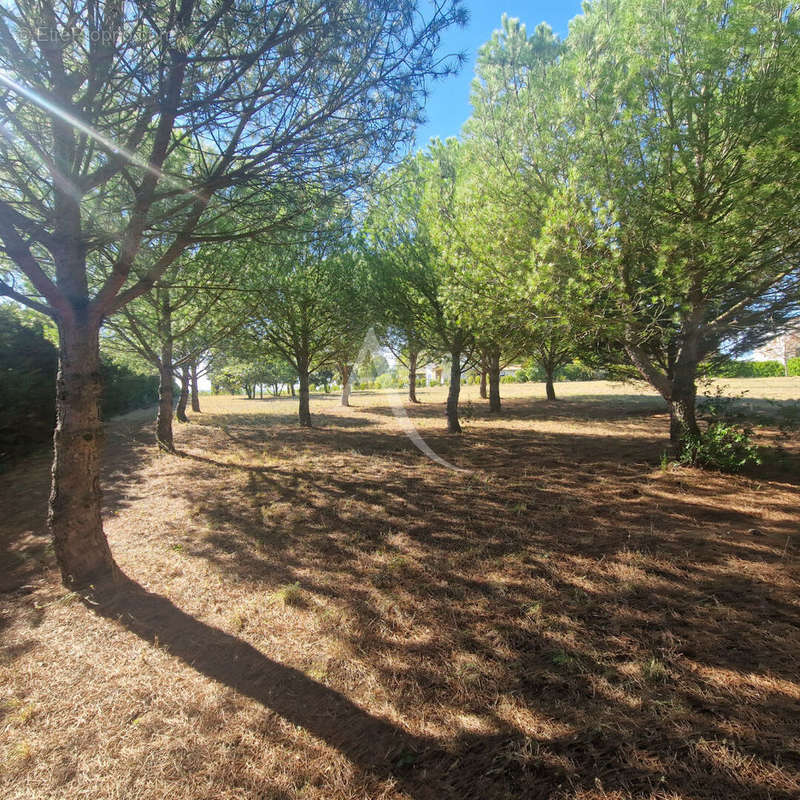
top-left (85, 569), bottom-right (800, 800)
top-left (88, 575), bottom-right (430, 773)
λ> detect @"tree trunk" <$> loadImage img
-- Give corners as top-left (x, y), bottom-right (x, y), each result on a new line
top-left (408, 350), bottom-right (420, 403)
top-left (156, 359), bottom-right (175, 451)
top-left (446, 350), bottom-right (462, 433)
top-left (49, 318), bottom-right (118, 587)
top-left (624, 324), bottom-right (701, 453)
top-left (669, 362), bottom-right (700, 451)
top-left (156, 292), bottom-right (175, 450)
top-left (487, 350), bottom-right (501, 413)
top-left (190, 361), bottom-right (201, 412)
top-left (290, 382), bottom-right (295, 398)
top-left (340, 363), bottom-right (352, 407)
top-left (479, 366), bottom-right (487, 400)
top-left (176, 366), bottom-right (189, 422)
top-left (545, 368), bottom-right (557, 401)
top-left (259, 383), bottom-right (263, 399)
top-left (298, 365), bottom-right (312, 427)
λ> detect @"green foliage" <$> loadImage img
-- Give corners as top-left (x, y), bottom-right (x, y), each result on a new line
top-left (536, 0), bottom-right (800, 420)
top-left (100, 362), bottom-right (160, 419)
top-left (788, 358), bottom-right (800, 377)
top-left (710, 360), bottom-right (785, 379)
top-left (357, 353), bottom-right (390, 381)
top-left (683, 384), bottom-right (761, 472)
top-left (1, 306), bottom-right (158, 463)
top-left (679, 422), bottom-right (761, 474)
top-left (697, 385), bottom-right (747, 423)
top-left (0, 305), bottom-right (59, 462)
top-left (374, 371), bottom-right (402, 389)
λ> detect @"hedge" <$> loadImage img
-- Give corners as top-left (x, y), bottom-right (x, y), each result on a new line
top-left (1, 307), bottom-right (159, 464)
top-left (709, 360), bottom-right (786, 378)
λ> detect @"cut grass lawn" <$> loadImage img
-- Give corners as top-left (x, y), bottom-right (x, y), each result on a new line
top-left (1, 378), bottom-right (799, 799)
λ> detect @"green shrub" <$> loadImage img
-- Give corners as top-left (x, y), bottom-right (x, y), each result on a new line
top-left (679, 422), bottom-right (761, 473)
top-left (556, 362), bottom-right (599, 381)
top-left (374, 371), bottom-right (401, 389)
top-left (788, 357), bottom-right (800, 377)
top-left (100, 361), bottom-right (160, 418)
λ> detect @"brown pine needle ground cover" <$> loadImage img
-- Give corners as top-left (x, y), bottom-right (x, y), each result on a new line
top-left (1, 378), bottom-right (799, 800)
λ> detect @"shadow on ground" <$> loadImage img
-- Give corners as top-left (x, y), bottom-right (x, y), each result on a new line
top-left (3, 392), bottom-right (799, 799)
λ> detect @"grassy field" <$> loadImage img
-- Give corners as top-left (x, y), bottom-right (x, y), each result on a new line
top-left (1, 378), bottom-right (799, 799)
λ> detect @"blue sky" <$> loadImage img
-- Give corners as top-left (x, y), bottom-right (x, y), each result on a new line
top-left (414, 1), bottom-right (585, 147)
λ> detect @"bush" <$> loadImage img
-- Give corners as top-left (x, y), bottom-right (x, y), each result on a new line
top-left (100, 361), bottom-right (160, 418)
top-left (679, 422), bottom-right (761, 473)
top-left (556, 362), bottom-right (599, 381)
top-left (788, 357), bottom-right (800, 377)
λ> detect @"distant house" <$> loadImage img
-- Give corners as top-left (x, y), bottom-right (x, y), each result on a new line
top-left (499, 364), bottom-right (522, 377)
top-left (424, 364), bottom-right (445, 384)
top-left (749, 324), bottom-right (800, 373)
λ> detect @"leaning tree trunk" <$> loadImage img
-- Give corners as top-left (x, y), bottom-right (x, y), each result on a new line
top-left (445, 350), bottom-right (462, 433)
top-left (298, 363), bottom-right (312, 427)
top-left (487, 350), bottom-right (501, 413)
top-left (156, 358), bottom-right (175, 451)
top-left (190, 361), bottom-right (201, 412)
top-left (340, 363), bottom-right (352, 407)
top-left (49, 317), bottom-right (118, 587)
top-left (479, 366), bottom-right (487, 400)
top-left (176, 366), bottom-right (190, 422)
top-left (408, 350), bottom-right (420, 403)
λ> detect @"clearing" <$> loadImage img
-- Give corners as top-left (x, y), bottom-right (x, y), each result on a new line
top-left (1, 379), bottom-right (799, 799)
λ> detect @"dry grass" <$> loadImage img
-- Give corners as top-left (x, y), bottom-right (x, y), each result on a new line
top-left (1, 378), bottom-right (799, 799)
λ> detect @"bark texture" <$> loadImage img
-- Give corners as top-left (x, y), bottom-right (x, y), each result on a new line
top-left (49, 319), bottom-right (118, 587)
top-left (340, 363), bottom-right (352, 407)
top-left (545, 371), bottom-right (556, 401)
top-left (157, 359), bottom-right (175, 451)
top-left (445, 350), bottom-right (462, 433)
top-left (408, 350), bottom-right (419, 403)
top-left (156, 292), bottom-right (175, 450)
top-left (624, 329), bottom-right (701, 451)
top-left (298, 365), bottom-right (312, 427)
top-left (190, 361), bottom-right (201, 412)
top-left (668, 361), bottom-right (700, 449)
top-left (176, 366), bottom-right (189, 422)
top-left (487, 349), bottom-right (501, 413)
